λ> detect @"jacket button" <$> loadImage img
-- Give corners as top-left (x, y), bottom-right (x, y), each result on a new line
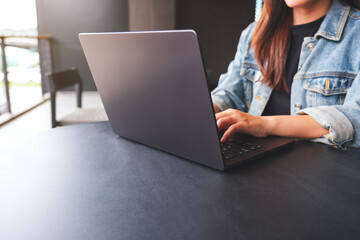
top-left (295, 103), bottom-right (302, 111)
top-left (307, 43), bottom-right (315, 51)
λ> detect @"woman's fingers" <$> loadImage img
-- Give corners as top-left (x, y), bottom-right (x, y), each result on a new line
top-left (216, 109), bottom-right (244, 138)
top-left (221, 124), bottom-right (242, 142)
top-left (215, 108), bottom-right (242, 121)
top-left (217, 117), bottom-right (235, 132)
top-left (216, 109), bottom-right (268, 141)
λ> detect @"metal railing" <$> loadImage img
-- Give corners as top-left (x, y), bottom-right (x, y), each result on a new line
top-left (0, 34), bottom-right (53, 116)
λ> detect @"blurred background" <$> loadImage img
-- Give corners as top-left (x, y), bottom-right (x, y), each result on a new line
top-left (0, 0), bottom-right (261, 145)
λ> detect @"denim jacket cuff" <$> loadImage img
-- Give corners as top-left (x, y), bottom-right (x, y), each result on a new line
top-left (211, 94), bottom-right (230, 112)
top-left (296, 106), bottom-right (354, 148)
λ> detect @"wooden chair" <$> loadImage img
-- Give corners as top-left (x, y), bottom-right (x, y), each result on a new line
top-left (46, 67), bottom-right (107, 128)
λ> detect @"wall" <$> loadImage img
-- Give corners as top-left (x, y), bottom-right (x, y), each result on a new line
top-left (129, 0), bottom-right (175, 31)
top-left (176, 0), bottom-right (255, 90)
top-left (36, 0), bottom-right (128, 91)
top-left (36, 0), bottom-right (254, 91)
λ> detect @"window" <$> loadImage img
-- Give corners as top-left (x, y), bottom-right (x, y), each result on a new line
top-left (255, 0), bottom-right (263, 21)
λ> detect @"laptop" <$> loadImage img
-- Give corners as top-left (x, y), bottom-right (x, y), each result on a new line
top-left (79, 30), bottom-right (294, 171)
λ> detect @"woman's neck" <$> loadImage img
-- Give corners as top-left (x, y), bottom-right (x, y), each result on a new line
top-left (292, 0), bottom-right (332, 25)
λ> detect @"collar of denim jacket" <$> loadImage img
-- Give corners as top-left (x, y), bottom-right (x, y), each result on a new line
top-left (314, 0), bottom-right (350, 42)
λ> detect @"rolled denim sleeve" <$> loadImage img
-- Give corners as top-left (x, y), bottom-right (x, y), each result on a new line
top-left (297, 72), bottom-right (360, 149)
top-left (211, 23), bottom-right (256, 112)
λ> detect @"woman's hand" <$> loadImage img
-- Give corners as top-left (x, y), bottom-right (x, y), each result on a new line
top-left (216, 109), bottom-right (269, 142)
top-left (215, 108), bottom-right (329, 142)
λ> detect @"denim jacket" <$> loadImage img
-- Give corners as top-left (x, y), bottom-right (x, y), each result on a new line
top-left (211, 0), bottom-right (360, 148)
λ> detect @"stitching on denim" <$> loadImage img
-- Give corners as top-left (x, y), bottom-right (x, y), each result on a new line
top-left (340, 94), bottom-right (345, 105)
top-left (327, 135), bottom-right (350, 150)
top-left (240, 69), bottom-right (255, 82)
top-left (242, 62), bottom-right (260, 70)
top-left (240, 64), bottom-right (260, 82)
top-left (307, 91), bottom-right (311, 107)
top-left (315, 6), bottom-right (350, 41)
top-left (294, 71), bottom-right (357, 79)
top-left (303, 84), bottom-right (349, 95)
top-left (349, 11), bottom-right (360, 19)
top-left (245, 77), bottom-right (255, 82)
top-left (327, 137), bottom-right (342, 149)
top-left (336, 6), bottom-right (350, 40)
top-left (349, 6), bottom-right (360, 19)
top-left (245, 81), bottom-right (252, 110)
top-left (316, 30), bottom-right (336, 40)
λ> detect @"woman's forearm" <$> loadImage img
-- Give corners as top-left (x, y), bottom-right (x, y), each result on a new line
top-left (263, 115), bottom-right (329, 139)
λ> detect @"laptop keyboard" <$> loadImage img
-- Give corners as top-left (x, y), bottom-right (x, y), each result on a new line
top-left (221, 142), bottom-right (262, 160)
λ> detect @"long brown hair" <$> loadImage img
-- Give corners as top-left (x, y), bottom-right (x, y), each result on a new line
top-left (251, 0), bottom-right (358, 92)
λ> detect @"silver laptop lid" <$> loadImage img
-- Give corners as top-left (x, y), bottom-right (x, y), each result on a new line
top-left (79, 30), bottom-right (224, 170)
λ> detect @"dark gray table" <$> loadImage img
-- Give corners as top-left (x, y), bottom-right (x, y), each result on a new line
top-left (1, 122), bottom-right (360, 240)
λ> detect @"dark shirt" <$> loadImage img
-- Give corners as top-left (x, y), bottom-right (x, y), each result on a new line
top-left (262, 16), bottom-right (324, 116)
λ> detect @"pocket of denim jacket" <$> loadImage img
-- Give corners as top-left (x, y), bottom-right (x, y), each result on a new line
top-left (303, 75), bottom-right (354, 106)
top-left (240, 63), bottom-right (262, 82)
top-left (240, 63), bottom-right (262, 108)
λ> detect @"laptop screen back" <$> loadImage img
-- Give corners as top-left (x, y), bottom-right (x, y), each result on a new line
top-left (79, 30), bottom-right (225, 170)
